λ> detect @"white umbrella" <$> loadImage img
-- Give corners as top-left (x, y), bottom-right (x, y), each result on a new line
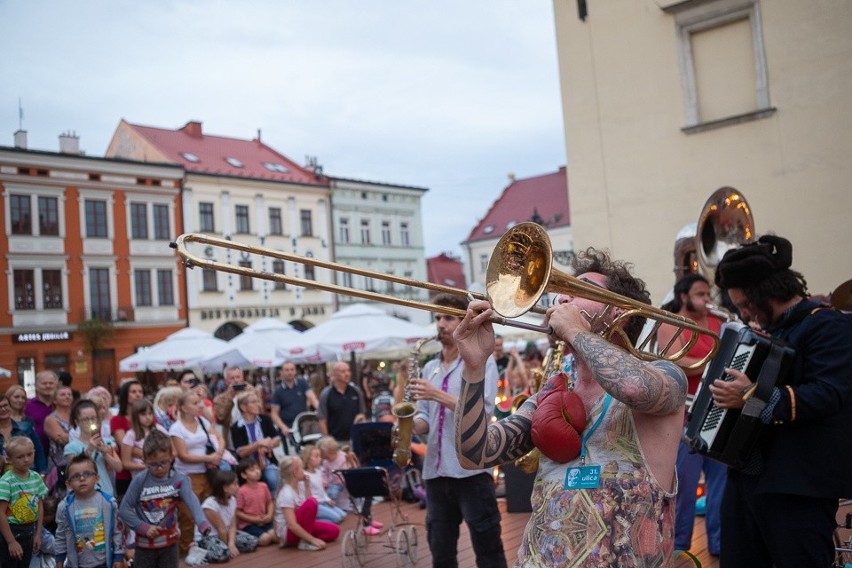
top-left (199, 318), bottom-right (302, 371)
top-left (119, 328), bottom-right (228, 372)
top-left (278, 303), bottom-right (431, 363)
top-left (0, 367), bottom-right (11, 378)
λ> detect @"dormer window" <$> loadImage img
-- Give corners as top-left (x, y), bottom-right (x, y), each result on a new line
top-left (483, 225), bottom-right (495, 234)
top-left (225, 157), bottom-right (244, 168)
top-left (263, 162), bottom-right (289, 173)
top-left (181, 152), bottom-right (200, 163)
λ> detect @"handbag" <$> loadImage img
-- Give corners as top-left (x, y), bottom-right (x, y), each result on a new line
top-left (197, 418), bottom-right (220, 465)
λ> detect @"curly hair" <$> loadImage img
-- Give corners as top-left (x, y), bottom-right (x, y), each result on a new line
top-left (571, 247), bottom-right (651, 345)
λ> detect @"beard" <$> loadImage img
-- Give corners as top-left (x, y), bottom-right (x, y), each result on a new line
top-left (684, 298), bottom-right (707, 316)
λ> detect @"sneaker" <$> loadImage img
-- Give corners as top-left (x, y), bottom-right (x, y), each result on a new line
top-left (363, 526), bottom-right (381, 536)
top-left (370, 520), bottom-right (384, 529)
top-left (298, 540), bottom-right (321, 551)
top-left (184, 546), bottom-right (208, 566)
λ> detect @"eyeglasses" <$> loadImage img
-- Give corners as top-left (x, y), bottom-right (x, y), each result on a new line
top-left (68, 471), bottom-right (98, 482)
top-left (145, 459), bottom-right (172, 470)
top-left (77, 416), bottom-right (99, 423)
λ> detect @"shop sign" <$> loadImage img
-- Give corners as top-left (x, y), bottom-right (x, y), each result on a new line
top-left (13, 331), bottom-right (73, 343)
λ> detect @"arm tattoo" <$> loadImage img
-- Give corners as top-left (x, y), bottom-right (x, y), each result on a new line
top-left (455, 378), bottom-right (535, 469)
top-left (572, 332), bottom-right (688, 415)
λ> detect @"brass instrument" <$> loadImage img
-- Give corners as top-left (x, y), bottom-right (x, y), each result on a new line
top-left (514, 341), bottom-right (566, 473)
top-left (173, 223), bottom-right (718, 369)
top-left (391, 335), bottom-right (435, 468)
top-left (674, 187), bottom-right (755, 282)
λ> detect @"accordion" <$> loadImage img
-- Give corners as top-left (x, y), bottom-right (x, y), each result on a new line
top-left (684, 322), bottom-right (795, 471)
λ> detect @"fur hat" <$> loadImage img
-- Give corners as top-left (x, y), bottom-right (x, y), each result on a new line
top-left (715, 235), bottom-right (793, 289)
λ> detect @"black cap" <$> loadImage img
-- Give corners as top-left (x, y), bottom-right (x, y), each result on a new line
top-left (715, 235), bottom-right (793, 289)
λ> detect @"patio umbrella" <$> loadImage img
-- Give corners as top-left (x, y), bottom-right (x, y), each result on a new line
top-left (278, 303), bottom-right (431, 363)
top-left (199, 318), bottom-right (302, 371)
top-left (119, 328), bottom-right (228, 372)
top-left (0, 367), bottom-right (11, 378)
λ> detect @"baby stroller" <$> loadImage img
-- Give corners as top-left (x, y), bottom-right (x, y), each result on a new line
top-left (288, 411), bottom-right (323, 452)
top-left (336, 422), bottom-right (419, 567)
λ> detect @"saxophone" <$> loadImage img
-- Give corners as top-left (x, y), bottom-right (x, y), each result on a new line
top-left (391, 335), bottom-right (437, 468)
top-left (514, 340), bottom-right (566, 473)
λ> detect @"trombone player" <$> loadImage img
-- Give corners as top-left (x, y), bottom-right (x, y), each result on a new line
top-left (453, 248), bottom-right (688, 566)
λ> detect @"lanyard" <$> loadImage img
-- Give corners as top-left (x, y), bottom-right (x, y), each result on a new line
top-left (579, 393), bottom-right (611, 466)
top-left (434, 357), bottom-right (462, 469)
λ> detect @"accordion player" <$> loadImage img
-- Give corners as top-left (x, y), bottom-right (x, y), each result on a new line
top-left (684, 321), bottom-right (795, 471)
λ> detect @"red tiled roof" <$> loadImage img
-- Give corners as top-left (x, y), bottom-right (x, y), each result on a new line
top-left (465, 167), bottom-right (569, 243)
top-left (427, 253), bottom-right (467, 290)
top-left (125, 120), bottom-right (326, 186)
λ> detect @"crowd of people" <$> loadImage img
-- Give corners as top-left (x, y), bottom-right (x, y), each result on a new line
top-left (1, 233), bottom-right (850, 568)
top-left (0, 357), bottom-right (412, 568)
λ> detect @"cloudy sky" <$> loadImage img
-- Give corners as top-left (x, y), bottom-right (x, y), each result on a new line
top-left (0, 0), bottom-right (566, 258)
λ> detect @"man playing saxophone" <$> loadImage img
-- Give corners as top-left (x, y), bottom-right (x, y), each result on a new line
top-left (453, 249), bottom-right (688, 567)
top-left (407, 293), bottom-right (507, 568)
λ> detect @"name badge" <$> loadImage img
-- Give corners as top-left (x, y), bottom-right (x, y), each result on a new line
top-left (564, 465), bottom-right (601, 489)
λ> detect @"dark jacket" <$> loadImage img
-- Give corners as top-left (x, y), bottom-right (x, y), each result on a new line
top-left (756, 299), bottom-right (852, 497)
top-left (0, 419), bottom-right (47, 473)
top-left (230, 413), bottom-right (280, 466)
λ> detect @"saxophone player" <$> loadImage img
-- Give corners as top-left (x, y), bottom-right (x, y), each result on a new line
top-left (407, 293), bottom-right (507, 568)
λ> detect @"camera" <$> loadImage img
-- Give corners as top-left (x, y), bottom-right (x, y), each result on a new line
top-left (88, 422), bottom-right (100, 433)
top-left (233, 383), bottom-right (247, 392)
top-left (188, 378), bottom-right (201, 388)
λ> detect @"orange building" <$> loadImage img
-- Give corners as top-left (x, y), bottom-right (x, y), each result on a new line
top-left (0, 133), bottom-right (186, 395)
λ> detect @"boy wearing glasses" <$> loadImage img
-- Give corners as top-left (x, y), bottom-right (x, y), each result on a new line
top-left (55, 453), bottom-right (123, 568)
top-left (119, 430), bottom-right (211, 568)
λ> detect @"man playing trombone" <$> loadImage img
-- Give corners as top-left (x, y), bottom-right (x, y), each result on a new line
top-left (454, 248), bottom-right (688, 566)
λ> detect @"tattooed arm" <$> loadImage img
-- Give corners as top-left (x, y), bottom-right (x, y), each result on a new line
top-left (571, 331), bottom-right (687, 415)
top-left (453, 299), bottom-right (538, 469)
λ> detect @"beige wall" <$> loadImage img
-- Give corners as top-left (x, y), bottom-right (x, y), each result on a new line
top-left (553, 0), bottom-right (852, 303)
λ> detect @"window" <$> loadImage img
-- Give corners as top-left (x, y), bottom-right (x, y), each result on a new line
top-left (85, 200), bottom-right (108, 238)
top-left (269, 208), bottom-right (283, 235)
top-left (300, 209), bottom-right (313, 237)
top-left (38, 197), bottom-right (59, 236)
top-left (42, 270), bottom-right (62, 309)
top-left (480, 254), bottom-right (488, 272)
top-left (10, 195), bottom-right (31, 235)
top-left (303, 252), bottom-right (315, 281)
top-left (381, 221), bottom-right (392, 245)
top-left (130, 203), bottom-right (148, 239)
top-left (199, 202), bottom-right (215, 232)
top-left (202, 269), bottom-right (218, 292)
top-left (153, 204), bottom-right (170, 240)
top-left (341, 272), bottom-right (353, 288)
top-left (89, 268), bottom-right (111, 319)
top-left (135, 270), bottom-right (152, 306)
top-left (386, 271), bottom-right (395, 292)
top-left (225, 157), bottom-right (244, 168)
top-left (272, 260), bottom-right (286, 290)
top-left (668, 0), bottom-right (772, 130)
top-left (235, 205), bottom-right (250, 234)
top-left (262, 162), bottom-right (289, 173)
top-left (360, 219), bottom-right (371, 245)
top-left (157, 270), bottom-right (174, 305)
top-left (400, 222), bottom-right (410, 247)
top-left (14, 270), bottom-right (35, 310)
top-left (238, 260), bottom-right (253, 290)
top-left (181, 152), bottom-right (200, 163)
top-left (339, 218), bottom-right (350, 243)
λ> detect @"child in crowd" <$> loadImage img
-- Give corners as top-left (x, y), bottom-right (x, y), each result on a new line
top-left (0, 437), bottom-right (49, 568)
top-left (317, 436), bottom-right (356, 509)
top-left (275, 456), bottom-right (339, 551)
top-left (63, 400), bottom-right (121, 496)
top-left (200, 470), bottom-right (245, 559)
top-left (30, 495), bottom-right (58, 568)
top-left (235, 458), bottom-right (275, 546)
top-left (299, 445), bottom-right (347, 525)
top-left (120, 399), bottom-right (167, 478)
top-left (119, 430), bottom-right (211, 568)
top-left (54, 453), bottom-right (123, 568)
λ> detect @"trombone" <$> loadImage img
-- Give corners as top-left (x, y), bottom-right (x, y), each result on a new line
top-left (172, 222), bottom-right (719, 370)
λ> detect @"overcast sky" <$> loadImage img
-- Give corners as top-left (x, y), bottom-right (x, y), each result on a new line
top-left (0, 0), bottom-right (566, 259)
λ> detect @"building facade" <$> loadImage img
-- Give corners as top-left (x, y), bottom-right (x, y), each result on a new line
top-left (462, 167), bottom-right (572, 309)
top-left (0, 133), bottom-right (186, 393)
top-left (106, 120), bottom-right (335, 337)
top-left (552, 0), bottom-right (852, 302)
top-left (330, 177), bottom-right (430, 325)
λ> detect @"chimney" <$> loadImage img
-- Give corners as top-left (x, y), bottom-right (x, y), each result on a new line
top-left (507, 172), bottom-right (516, 183)
top-left (59, 131), bottom-right (80, 154)
top-left (181, 121), bottom-right (203, 139)
top-left (14, 130), bottom-right (27, 149)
